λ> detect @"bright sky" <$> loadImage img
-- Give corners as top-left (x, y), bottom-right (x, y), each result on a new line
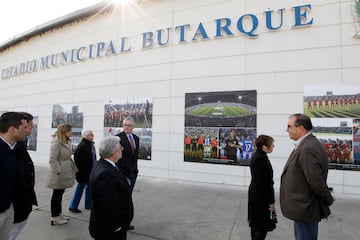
top-left (0, 0), bottom-right (102, 44)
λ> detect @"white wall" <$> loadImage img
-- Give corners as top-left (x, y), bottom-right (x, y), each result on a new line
top-left (1, 0), bottom-right (360, 197)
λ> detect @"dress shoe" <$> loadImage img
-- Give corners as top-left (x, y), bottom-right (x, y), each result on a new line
top-left (51, 216), bottom-right (68, 225)
top-left (59, 214), bottom-right (70, 220)
top-left (127, 225), bottom-right (135, 230)
top-left (69, 208), bottom-right (81, 213)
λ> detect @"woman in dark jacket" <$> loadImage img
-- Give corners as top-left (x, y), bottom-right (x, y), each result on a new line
top-left (248, 135), bottom-right (276, 240)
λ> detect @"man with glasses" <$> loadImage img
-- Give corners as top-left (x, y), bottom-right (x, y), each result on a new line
top-left (280, 113), bottom-right (334, 240)
top-left (116, 116), bottom-right (139, 231)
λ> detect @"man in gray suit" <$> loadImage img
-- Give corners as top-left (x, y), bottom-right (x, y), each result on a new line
top-left (280, 113), bottom-right (334, 240)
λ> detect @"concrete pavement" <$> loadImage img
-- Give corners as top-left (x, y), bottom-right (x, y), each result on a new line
top-left (17, 166), bottom-right (360, 240)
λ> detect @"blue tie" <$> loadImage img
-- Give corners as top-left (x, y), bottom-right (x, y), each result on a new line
top-left (115, 165), bottom-right (120, 171)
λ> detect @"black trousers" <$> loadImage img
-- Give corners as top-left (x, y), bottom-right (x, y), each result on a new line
top-left (251, 227), bottom-right (267, 240)
top-left (94, 228), bottom-right (127, 240)
top-left (51, 189), bottom-right (65, 217)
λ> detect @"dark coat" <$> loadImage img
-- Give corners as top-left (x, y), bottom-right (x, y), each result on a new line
top-left (74, 138), bottom-right (94, 183)
top-left (0, 138), bottom-right (16, 213)
top-left (280, 134), bottom-right (334, 223)
top-left (89, 158), bottom-right (133, 239)
top-left (248, 149), bottom-right (275, 231)
top-left (13, 141), bottom-right (38, 223)
top-left (115, 132), bottom-right (139, 178)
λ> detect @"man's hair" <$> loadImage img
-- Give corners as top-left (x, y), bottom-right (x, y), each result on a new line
top-left (290, 113), bottom-right (313, 130)
top-left (99, 136), bottom-right (120, 158)
top-left (21, 112), bottom-right (34, 122)
top-left (81, 129), bottom-right (93, 138)
top-left (0, 112), bottom-right (27, 133)
top-left (123, 116), bottom-right (135, 125)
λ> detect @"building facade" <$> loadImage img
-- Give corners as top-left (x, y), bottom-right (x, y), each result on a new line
top-left (1, 0), bottom-right (360, 196)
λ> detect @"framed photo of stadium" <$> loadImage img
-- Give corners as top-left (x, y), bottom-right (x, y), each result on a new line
top-left (184, 90), bottom-right (257, 166)
top-left (304, 84), bottom-right (360, 171)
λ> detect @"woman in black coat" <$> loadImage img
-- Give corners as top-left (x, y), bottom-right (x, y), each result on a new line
top-left (248, 135), bottom-right (276, 240)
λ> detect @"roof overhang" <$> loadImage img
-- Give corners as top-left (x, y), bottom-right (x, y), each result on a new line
top-left (0, 1), bottom-right (114, 52)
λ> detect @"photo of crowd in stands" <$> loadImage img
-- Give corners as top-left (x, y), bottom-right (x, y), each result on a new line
top-left (104, 98), bottom-right (153, 160)
top-left (184, 90), bottom-right (257, 166)
top-left (304, 85), bottom-right (360, 170)
top-left (51, 104), bottom-right (84, 151)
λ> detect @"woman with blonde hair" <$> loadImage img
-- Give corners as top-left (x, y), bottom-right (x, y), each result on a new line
top-left (46, 123), bottom-right (77, 225)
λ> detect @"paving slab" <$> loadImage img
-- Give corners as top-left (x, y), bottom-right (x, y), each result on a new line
top-left (16, 166), bottom-right (360, 240)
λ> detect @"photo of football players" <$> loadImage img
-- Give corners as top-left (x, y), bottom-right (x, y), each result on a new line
top-left (184, 90), bottom-right (257, 166)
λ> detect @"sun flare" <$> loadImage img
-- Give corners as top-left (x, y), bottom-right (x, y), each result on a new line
top-left (110, 0), bottom-right (136, 6)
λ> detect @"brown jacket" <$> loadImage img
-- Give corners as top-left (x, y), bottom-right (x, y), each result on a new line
top-left (280, 134), bottom-right (333, 223)
top-left (46, 138), bottom-right (77, 189)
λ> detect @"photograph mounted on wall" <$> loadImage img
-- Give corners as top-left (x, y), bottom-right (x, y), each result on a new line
top-left (184, 90), bottom-right (257, 166)
top-left (51, 104), bottom-right (84, 151)
top-left (24, 107), bottom-right (39, 151)
top-left (304, 84), bottom-right (360, 171)
top-left (51, 104), bottom-right (84, 129)
top-left (104, 98), bottom-right (153, 160)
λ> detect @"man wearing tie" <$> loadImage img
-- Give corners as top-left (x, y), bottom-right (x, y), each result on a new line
top-left (116, 116), bottom-right (139, 230)
top-left (89, 136), bottom-right (133, 240)
top-left (116, 116), bottom-right (139, 192)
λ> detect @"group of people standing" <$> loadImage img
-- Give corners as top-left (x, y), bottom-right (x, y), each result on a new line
top-left (46, 116), bottom-right (139, 240)
top-left (248, 113), bottom-right (334, 240)
top-left (1, 111), bottom-right (334, 240)
top-left (0, 113), bottom-right (139, 240)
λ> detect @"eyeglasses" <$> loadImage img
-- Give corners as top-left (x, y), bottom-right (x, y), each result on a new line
top-left (287, 124), bottom-right (297, 129)
top-left (123, 124), bottom-right (133, 127)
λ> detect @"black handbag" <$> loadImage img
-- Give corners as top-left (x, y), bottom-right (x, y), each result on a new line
top-left (267, 211), bottom-right (278, 231)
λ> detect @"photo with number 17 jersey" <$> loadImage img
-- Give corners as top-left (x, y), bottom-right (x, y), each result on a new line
top-left (241, 139), bottom-right (254, 160)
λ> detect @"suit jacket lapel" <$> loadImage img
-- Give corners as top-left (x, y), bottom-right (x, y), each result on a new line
top-left (100, 158), bottom-right (119, 173)
top-left (282, 134), bottom-right (314, 174)
top-left (282, 148), bottom-right (296, 174)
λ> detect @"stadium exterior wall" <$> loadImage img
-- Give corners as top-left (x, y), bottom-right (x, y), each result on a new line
top-left (1, 0), bottom-right (360, 197)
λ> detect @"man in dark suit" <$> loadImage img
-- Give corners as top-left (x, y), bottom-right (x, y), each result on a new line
top-left (116, 116), bottom-right (139, 192)
top-left (89, 136), bottom-right (133, 240)
top-left (280, 113), bottom-right (334, 240)
top-left (0, 112), bottom-right (33, 239)
top-left (69, 130), bottom-right (95, 213)
top-left (116, 116), bottom-right (139, 231)
top-left (12, 112), bottom-right (38, 239)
